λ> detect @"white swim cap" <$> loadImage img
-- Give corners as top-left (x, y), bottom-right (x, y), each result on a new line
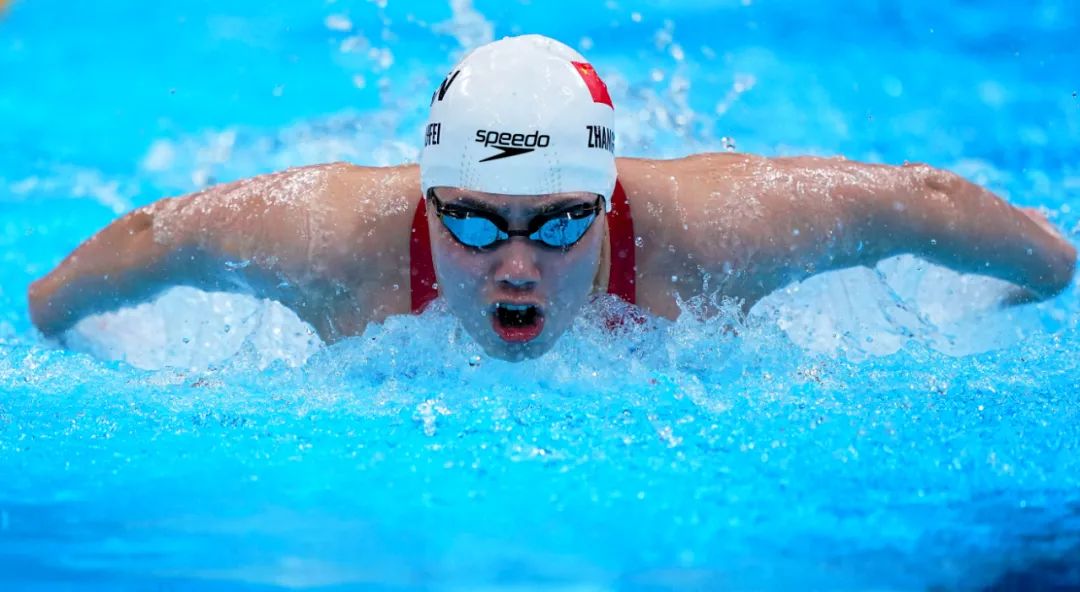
top-left (420, 35), bottom-right (617, 211)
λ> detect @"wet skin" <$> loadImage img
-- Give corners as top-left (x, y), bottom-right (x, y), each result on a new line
top-left (28, 154), bottom-right (1077, 361)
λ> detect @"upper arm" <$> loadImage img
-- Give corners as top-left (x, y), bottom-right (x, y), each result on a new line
top-left (631, 154), bottom-right (916, 308)
top-left (29, 162), bottom-right (419, 338)
top-left (150, 165), bottom-right (334, 288)
top-left (637, 153), bottom-right (1073, 308)
top-left (149, 163), bottom-right (404, 306)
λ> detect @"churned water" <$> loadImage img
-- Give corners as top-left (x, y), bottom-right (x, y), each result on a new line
top-left (1, 0), bottom-right (1079, 590)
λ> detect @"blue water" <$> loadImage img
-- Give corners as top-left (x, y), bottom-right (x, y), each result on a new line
top-left (2, 0), bottom-right (1080, 590)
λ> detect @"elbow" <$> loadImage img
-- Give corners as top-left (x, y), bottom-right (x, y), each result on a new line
top-left (27, 275), bottom-right (66, 338)
top-left (1038, 241), bottom-right (1077, 299)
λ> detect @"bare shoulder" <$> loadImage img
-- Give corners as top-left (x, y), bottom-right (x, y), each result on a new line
top-left (166, 160), bottom-right (419, 273)
top-left (615, 153), bottom-right (770, 247)
top-left (314, 162), bottom-right (421, 330)
top-left (614, 153), bottom-right (795, 314)
top-left (616, 153), bottom-right (768, 210)
top-left (320, 162), bottom-right (419, 232)
top-left (153, 162), bottom-right (419, 327)
top-left (315, 162), bottom-right (419, 273)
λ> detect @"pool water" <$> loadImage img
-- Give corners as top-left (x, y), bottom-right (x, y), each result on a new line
top-left (2, 0), bottom-right (1080, 590)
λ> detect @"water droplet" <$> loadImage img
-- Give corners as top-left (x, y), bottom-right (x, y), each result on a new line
top-left (223, 325), bottom-right (231, 333)
top-left (930, 238), bottom-right (937, 246)
top-left (792, 228), bottom-right (800, 236)
top-left (324, 14), bottom-right (353, 32)
top-left (468, 355), bottom-right (482, 367)
top-left (634, 236), bottom-right (645, 248)
top-left (182, 337), bottom-right (190, 344)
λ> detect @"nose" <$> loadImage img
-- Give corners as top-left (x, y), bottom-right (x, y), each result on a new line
top-left (492, 237), bottom-right (541, 291)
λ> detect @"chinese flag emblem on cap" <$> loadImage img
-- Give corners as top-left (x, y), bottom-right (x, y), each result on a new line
top-left (571, 61), bottom-right (613, 108)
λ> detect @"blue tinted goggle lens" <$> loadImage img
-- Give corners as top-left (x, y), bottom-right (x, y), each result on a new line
top-left (440, 215), bottom-right (505, 247)
top-left (433, 196), bottom-right (602, 250)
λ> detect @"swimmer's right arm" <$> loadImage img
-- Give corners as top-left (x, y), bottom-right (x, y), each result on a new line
top-left (28, 200), bottom-right (202, 338)
top-left (28, 163), bottom-right (389, 339)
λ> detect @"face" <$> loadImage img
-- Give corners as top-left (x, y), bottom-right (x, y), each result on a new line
top-left (427, 187), bottom-right (607, 361)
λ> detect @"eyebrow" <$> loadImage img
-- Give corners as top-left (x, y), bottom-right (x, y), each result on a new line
top-left (447, 196), bottom-right (594, 217)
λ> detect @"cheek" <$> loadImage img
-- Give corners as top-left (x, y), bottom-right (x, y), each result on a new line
top-left (428, 224), bottom-right (485, 296)
top-left (547, 230), bottom-right (604, 294)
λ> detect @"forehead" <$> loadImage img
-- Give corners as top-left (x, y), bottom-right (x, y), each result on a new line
top-left (434, 187), bottom-right (596, 212)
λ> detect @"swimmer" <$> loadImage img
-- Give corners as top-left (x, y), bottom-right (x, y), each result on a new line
top-left (27, 35), bottom-right (1076, 361)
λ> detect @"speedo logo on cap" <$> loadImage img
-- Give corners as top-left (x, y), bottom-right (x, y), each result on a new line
top-left (475, 129), bottom-right (550, 162)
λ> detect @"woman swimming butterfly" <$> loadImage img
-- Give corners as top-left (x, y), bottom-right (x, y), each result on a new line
top-left (28, 35), bottom-right (1076, 361)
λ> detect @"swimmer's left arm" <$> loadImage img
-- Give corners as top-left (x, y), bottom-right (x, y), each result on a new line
top-left (654, 154), bottom-right (1075, 306)
top-left (872, 161), bottom-right (1076, 301)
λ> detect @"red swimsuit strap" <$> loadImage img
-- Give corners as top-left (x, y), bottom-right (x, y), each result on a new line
top-left (409, 198), bottom-right (439, 314)
top-left (605, 179), bottom-right (636, 305)
top-left (409, 180), bottom-right (636, 314)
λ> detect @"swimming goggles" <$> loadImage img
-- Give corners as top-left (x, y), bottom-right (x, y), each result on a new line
top-left (428, 191), bottom-right (604, 251)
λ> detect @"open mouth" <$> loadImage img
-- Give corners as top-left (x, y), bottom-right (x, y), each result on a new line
top-left (491, 303), bottom-right (545, 343)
